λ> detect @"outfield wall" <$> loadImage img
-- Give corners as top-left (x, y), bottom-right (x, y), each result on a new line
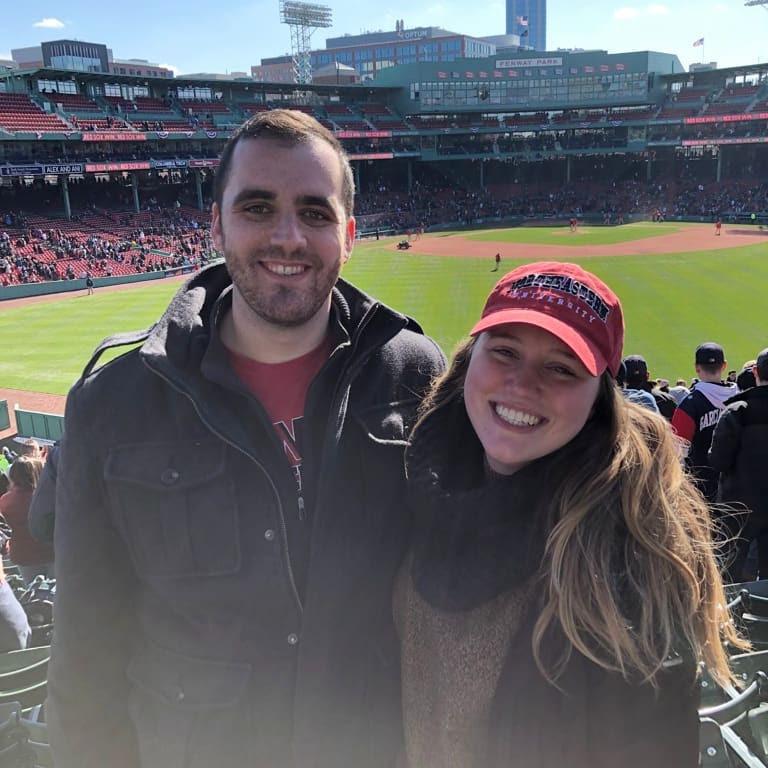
top-left (0, 271), bottom-right (166, 301)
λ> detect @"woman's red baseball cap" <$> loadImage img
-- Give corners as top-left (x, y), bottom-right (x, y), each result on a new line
top-left (470, 261), bottom-right (625, 376)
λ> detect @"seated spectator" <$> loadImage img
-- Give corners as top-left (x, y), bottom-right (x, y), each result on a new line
top-left (0, 560), bottom-right (32, 652)
top-left (737, 360), bottom-right (757, 393)
top-left (622, 355), bottom-right (676, 420)
top-left (0, 456), bottom-right (55, 584)
top-left (617, 358), bottom-right (659, 413)
top-left (669, 379), bottom-right (690, 405)
top-left (29, 444), bottom-right (58, 545)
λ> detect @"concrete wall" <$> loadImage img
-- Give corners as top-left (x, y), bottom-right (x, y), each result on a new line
top-left (0, 271), bottom-right (165, 301)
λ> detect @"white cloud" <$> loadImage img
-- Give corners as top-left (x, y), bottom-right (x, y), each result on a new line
top-left (711, 2), bottom-right (729, 11)
top-left (158, 62), bottom-right (181, 77)
top-left (614, 6), bottom-right (641, 20)
top-left (33, 17), bottom-right (65, 28)
top-left (614, 3), bottom-right (669, 20)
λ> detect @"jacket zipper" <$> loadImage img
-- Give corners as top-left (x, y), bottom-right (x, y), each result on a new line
top-left (310, 305), bottom-right (384, 510)
top-left (143, 359), bottom-right (304, 615)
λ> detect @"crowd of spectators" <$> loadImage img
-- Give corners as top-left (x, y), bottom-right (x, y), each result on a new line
top-left (3, 169), bottom-right (768, 286)
top-left (354, 176), bottom-right (768, 231)
top-left (0, 205), bottom-right (212, 286)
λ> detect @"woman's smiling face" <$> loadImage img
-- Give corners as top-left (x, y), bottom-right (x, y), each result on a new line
top-left (463, 323), bottom-right (602, 475)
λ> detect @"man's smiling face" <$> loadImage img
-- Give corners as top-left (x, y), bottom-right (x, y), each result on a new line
top-left (212, 136), bottom-right (355, 328)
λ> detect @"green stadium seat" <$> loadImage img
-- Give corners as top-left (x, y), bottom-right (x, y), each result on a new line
top-left (0, 648), bottom-right (50, 713)
top-left (0, 701), bottom-right (35, 767)
top-left (22, 720), bottom-right (52, 768)
top-left (699, 717), bottom-right (733, 767)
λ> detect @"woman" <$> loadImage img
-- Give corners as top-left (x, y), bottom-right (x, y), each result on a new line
top-left (0, 455), bottom-right (54, 584)
top-left (395, 261), bottom-right (745, 768)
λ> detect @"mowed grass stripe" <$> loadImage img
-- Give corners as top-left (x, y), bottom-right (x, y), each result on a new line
top-left (0, 284), bottom-right (182, 393)
top-left (1, 237), bottom-right (766, 394)
top-left (464, 223), bottom-right (678, 246)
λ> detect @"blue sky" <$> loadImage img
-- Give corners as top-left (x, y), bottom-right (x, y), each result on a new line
top-left (0, 0), bottom-right (765, 75)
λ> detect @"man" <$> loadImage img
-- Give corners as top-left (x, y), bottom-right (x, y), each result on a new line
top-left (492, 252), bottom-right (501, 272)
top-left (48, 110), bottom-right (445, 768)
top-left (671, 342), bottom-right (735, 503)
top-left (669, 378), bottom-right (690, 406)
top-left (709, 348), bottom-right (768, 582)
top-left (622, 354), bottom-right (676, 420)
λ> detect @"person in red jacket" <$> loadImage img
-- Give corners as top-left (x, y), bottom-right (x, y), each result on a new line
top-left (0, 456), bottom-right (54, 584)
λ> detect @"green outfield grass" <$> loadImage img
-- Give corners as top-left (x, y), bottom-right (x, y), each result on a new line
top-left (1, 231), bottom-right (767, 395)
top-left (464, 222), bottom-right (680, 246)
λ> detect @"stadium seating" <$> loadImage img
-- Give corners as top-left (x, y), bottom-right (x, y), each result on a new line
top-left (133, 97), bottom-right (174, 113)
top-left (43, 93), bottom-right (99, 112)
top-left (675, 87), bottom-right (710, 102)
top-left (239, 103), bottom-right (270, 115)
top-left (0, 94), bottom-right (70, 133)
top-left (129, 119), bottom-right (214, 131)
top-left (0, 647), bottom-right (49, 711)
top-left (177, 99), bottom-right (233, 116)
top-left (103, 95), bottom-right (136, 112)
top-left (70, 118), bottom-right (136, 132)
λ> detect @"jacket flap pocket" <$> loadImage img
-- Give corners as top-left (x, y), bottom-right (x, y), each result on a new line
top-left (127, 643), bottom-right (251, 712)
top-left (105, 440), bottom-right (225, 491)
top-left (354, 399), bottom-right (420, 445)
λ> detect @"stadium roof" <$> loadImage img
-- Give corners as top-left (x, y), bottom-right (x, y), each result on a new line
top-left (660, 61), bottom-right (768, 83)
top-left (0, 66), bottom-right (399, 94)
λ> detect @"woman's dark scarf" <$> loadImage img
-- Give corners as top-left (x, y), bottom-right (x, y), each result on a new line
top-left (406, 396), bottom-right (556, 612)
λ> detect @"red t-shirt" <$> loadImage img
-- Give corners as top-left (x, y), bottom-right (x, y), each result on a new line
top-left (228, 336), bottom-right (333, 501)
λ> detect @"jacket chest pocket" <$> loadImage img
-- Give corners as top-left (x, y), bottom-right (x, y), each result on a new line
top-left (105, 439), bottom-right (241, 579)
top-left (352, 399), bottom-right (419, 516)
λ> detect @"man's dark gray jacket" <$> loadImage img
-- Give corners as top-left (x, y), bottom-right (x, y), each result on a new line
top-left (709, 384), bottom-right (768, 522)
top-left (48, 264), bottom-right (445, 768)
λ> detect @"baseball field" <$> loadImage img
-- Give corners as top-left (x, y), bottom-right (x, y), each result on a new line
top-left (1, 221), bottom-right (767, 415)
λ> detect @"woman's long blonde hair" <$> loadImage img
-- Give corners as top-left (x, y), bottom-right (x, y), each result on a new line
top-left (417, 337), bottom-right (747, 688)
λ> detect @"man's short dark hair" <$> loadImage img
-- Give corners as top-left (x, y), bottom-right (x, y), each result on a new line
top-left (213, 109), bottom-right (354, 217)
top-left (756, 347), bottom-right (768, 382)
top-left (622, 354), bottom-right (648, 388)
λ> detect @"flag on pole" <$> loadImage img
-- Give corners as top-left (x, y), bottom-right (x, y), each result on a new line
top-left (693, 37), bottom-right (704, 47)
top-left (516, 14), bottom-right (529, 26)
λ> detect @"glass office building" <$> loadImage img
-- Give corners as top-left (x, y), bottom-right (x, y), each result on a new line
top-left (506, 0), bottom-right (546, 51)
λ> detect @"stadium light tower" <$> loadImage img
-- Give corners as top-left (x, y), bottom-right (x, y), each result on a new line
top-left (279, 0), bottom-right (333, 84)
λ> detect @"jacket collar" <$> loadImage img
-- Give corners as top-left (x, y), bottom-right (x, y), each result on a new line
top-left (139, 261), bottom-right (419, 388)
top-left (725, 384), bottom-right (768, 406)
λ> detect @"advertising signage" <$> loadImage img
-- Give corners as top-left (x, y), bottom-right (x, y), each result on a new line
top-left (682, 136), bottom-right (768, 147)
top-left (0, 165), bottom-right (44, 177)
top-left (685, 112), bottom-right (768, 125)
top-left (82, 132), bottom-right (147, 142)
top-left (347, 153), bottom-right (394, 161)
top-left (44, 163), bottom-right (85, 174)
top-left (188, 158), bottom-right (221, 168)
top-left (150, 159), bottom-right (189, 169)
top-left (0, 163), bottom-right (85, 177)
top-left (336, 130), bottom-right (392, 139)
top-left (85, 161), bottom-right (152, 173)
